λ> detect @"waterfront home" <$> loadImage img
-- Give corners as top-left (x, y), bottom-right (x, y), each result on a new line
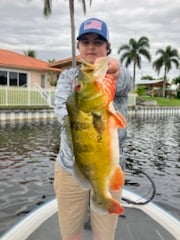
top-left (0, 49), bottom-right (137, 108)
top-left (136, 79), bottom-right (172, 97)
top-left (0, 49), bottom-right (60, 88)
top-left (48, 55), bottom-right (81, 70)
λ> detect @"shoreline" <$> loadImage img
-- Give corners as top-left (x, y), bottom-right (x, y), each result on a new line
top-left (0, 106), bottom-right (180, 122)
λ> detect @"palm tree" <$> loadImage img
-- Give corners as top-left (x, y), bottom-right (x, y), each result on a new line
top-left (173, 76), bottom-right (180, 89)
top-left (43, 0), bottom-right (92, 67)
top-left (43, 0), bottom-right (52, 16)
top-left (23, 49), bottom-right (36, 58)
top-left (153, 45), bottom-right (179, 97)
top-left (48, 59), bottom-right (56, 63)
top-left (118, 36), bottom-right (151, 90)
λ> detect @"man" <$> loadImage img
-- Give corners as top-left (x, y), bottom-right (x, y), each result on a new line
top-left (54, 18), bottom-right (132, 240)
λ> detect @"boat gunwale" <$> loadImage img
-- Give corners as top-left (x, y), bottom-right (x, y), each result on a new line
top-left (1, 189), bottom-right (179, 240)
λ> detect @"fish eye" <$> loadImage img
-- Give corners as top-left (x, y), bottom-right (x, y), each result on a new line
top-left (75, 82), bottom-right (82, 91)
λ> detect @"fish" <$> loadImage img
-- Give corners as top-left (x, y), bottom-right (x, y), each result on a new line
top-left (66, 58), bottom-right (126, 215)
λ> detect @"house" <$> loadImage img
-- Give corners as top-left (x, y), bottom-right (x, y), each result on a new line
top-left (49, 55), bottom-right (81, 69)
top-left (136, 79), bottom-right (170, 97)
top-left (0, 50), bottom-right (137, 107)
top-left (0, 49), bottom-right (60, 88)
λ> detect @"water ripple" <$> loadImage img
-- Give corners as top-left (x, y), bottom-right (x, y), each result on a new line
top-left (0, 117), bottom-right (179, 235)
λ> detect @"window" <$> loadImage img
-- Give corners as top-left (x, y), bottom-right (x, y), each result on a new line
top-left (41, 74), bottom-right (45, 88)
top-left (19, 73), bottom-right (27, 86)
top-left (0, 71), bottom-right (7, 85)
top-left (0, 70), bottom-right (27, 87)
top-left (9, 72), bottom-right (18, 86)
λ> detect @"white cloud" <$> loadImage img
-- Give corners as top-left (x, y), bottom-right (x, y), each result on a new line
top-left (0, 0), bottom-right (179, 79)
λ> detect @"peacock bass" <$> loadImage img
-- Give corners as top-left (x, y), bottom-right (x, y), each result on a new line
top-left (66, 58), bottom-right (126, 214)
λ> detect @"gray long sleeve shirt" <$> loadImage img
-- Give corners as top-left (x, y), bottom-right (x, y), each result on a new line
top-left (54, 64), bottom-right (132, 173)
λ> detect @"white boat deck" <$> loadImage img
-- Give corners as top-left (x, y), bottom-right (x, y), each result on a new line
top-left (26, 207), bottom-right (178, 240)
top-left (2, 190), bottom-right (179, 240)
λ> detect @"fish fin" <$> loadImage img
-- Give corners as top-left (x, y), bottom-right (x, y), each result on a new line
top-left (107, 198), bottom-right (124, 215)
top-left (72, 163), bottom-right (90, 190)
top-left (110, 166), bottom-right (125, 192)
top-left (102, 74), bottom-right (116, 101)
top-left (92, 112), bottom-right (105, 134)
top-left (108, 102), bottom-right (126, 128)
top-left (94, 57), bottom-right (109, 82)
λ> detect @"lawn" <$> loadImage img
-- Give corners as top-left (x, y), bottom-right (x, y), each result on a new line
top-left (137, 96), bottom-right (180, 107)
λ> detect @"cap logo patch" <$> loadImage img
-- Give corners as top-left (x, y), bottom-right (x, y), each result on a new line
top-left (84, 20), bottom-right (102, 31)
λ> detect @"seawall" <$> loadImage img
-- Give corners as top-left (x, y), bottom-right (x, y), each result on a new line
top-left (0, 106), bottom-right (180, 122)
top-left (128, 106), bottom-right (180, 119)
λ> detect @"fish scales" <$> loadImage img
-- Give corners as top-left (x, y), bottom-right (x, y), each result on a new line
top-left (66, 58), bottom-right (126, 214)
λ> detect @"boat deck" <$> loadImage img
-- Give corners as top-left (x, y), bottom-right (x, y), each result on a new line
top-left (27, 207), bottom-right (177, 240)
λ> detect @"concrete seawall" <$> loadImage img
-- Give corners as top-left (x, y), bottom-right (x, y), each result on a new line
top-left (0, 109), bottom-right (55, 122)
top-left (0, 107), bottom-right (180, 122)
top-left (128, 106), bottom-right (180, 119)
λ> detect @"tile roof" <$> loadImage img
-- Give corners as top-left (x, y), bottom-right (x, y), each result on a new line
top-left (49, 55), bottom-right (81, 69)
top-left (0, 49), bottom-right (60, 72)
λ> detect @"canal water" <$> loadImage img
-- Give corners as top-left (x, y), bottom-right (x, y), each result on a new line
top-left (0, 115), bottom-right (180, 236)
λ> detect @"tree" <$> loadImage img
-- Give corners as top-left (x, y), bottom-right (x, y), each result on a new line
top-left (118, 36), bottom-right (151, 90)
top-left (23, 49), bottom-right (36, 58)
top-left (153, 45), bottom-right (179, 97)
top-left (47, 71), bottom-right (59, 86)
top-left (43, 0), bottom-right (92, 67)
top-left (173, 76), bottom-right (180, 90)
top-left (48, 59), bottom-right (56, 63)
top-left (141, 75), bottom-right (155, 80)
top-left (47, 58), bottom-right (58, 86)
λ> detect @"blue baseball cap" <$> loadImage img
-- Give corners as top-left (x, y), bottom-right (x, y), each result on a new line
top-left (77, 18), bottom-right (109, 41)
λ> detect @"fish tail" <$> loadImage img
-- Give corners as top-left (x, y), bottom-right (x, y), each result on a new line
top-left (92, 195), bottom-right (124, 215)
top-left (107, 198), bottom-right (124, 215)
top-left (110, 166), bottom-right (125, 191)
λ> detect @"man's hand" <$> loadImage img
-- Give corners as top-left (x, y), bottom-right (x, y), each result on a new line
top-left (107, 57), bottom-right (120, 81)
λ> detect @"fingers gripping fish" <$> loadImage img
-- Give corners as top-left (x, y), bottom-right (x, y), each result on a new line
top-left (66, 58), bottom-right (126, 215)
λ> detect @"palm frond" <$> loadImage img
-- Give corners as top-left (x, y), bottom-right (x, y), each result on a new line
top-left (139, 48), bottom-right (151, 62)
top-left (153, 57), bottom-right (164, 75)
top-left (80, 0), bottom-right (86, 14)
top-left (118, 44), bottom-right (130, 54)
top-left (120, 52), bottom-right (131, 66)
top-left (136, 55), bottom-right (141, 69)
top-left (43, 0), bottom-right (52, 17)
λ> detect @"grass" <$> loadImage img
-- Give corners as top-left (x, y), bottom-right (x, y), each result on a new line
top-left (137, 96), bottom-right (180, 106)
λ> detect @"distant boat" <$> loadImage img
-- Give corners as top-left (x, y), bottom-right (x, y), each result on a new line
top-left (1, 189), bottom-right (179, 240)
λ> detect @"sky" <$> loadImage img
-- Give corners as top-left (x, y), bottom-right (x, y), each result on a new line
top-left (0, 0), bottom-right (180, 81)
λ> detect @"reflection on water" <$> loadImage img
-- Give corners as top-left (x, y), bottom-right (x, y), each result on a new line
top-left (125, 116), bottom-right (180, 214)
top-left (0, 116), bottom-right (180, 235)
top-left (0, 120), bottom-right (59, 235)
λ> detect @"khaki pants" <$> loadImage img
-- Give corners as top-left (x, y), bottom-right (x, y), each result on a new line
top-left (54, 162), bottom-right (121, 240)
